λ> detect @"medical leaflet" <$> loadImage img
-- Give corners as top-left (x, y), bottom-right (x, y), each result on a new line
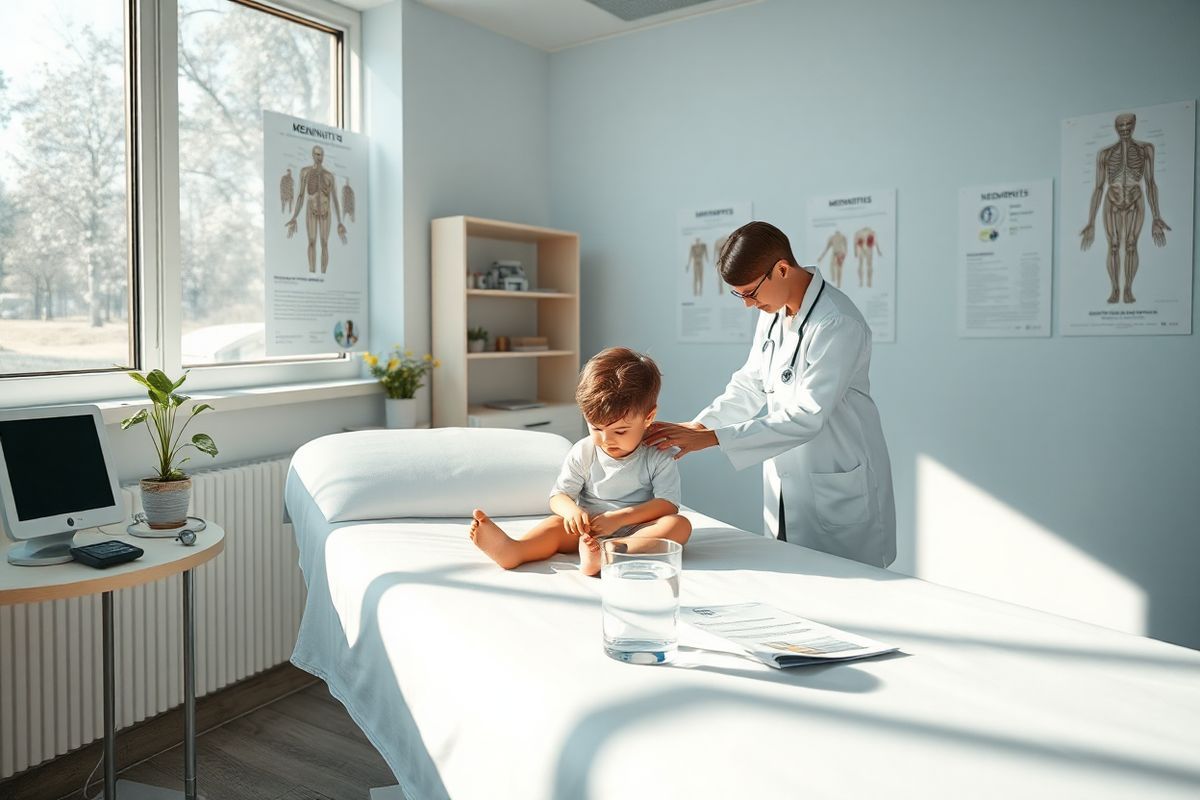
top-left (681, 602), bottom-right (898, 668)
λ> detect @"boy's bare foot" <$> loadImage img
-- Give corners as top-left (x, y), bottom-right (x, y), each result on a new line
top-left (469, 508), bottom-right (522, 569)
top-left (579, 533), bottom-right (602, 577)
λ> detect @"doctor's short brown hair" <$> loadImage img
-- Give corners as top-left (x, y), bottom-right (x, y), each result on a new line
top-left (718, 221), bottom-right (800, 286)
top-left (576, 347), bottom-right (661, 426)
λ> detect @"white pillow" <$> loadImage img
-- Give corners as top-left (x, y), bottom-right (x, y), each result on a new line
top-left (288, 427), bottom-right (573, 521)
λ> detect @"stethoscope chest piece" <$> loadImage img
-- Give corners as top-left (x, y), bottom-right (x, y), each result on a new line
top-left (762, 280), bottom-right (825, 393)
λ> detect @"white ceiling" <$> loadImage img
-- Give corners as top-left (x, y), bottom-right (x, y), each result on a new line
top-left (409, 0), bottom-right (759, 52)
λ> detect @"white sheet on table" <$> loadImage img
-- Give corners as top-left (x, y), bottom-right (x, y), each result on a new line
top-left (285, 483), bottom-right (1200, 800)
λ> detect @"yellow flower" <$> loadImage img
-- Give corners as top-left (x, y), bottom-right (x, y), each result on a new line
top-left (404, 349), bottom-right (413, 357)
top-left (386, 358), bottom-right (398, 371)
top-left (364, 353), bottom-right (379, 367)
top-left (432, 359), bottom-right (441, 368)
top-left (423, 354), bottom-right (432, 361)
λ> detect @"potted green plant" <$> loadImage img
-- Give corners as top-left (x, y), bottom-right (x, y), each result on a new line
top-left (363, 347), bottom-right (439, 428)
top-left (120, 370), bottom-right (218, 529)
top-left (467, 326), bottom-right (488, 353)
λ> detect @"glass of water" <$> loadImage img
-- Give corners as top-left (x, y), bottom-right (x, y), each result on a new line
top-left (601, 538), bottom-right (682, 665)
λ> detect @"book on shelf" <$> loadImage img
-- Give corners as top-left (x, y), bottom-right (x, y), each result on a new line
top-left (510, 336), bottom-right (549, 352)
top-left (482, 399), bottom-right (546, 411)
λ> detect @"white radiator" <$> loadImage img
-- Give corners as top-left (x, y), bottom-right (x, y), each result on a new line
top-left (0, 455), bottom-right (303, 779)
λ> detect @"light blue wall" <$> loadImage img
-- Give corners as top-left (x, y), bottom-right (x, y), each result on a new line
top-left (364, 0), bottom-right (550, 422)
top-left (104, 395), bottom-right (378, 482)
top-left (547, 0), bottom-right (1200, 647)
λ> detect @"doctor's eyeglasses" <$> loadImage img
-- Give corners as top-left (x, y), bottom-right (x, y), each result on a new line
top-left (729, 266), bottom-right (773, 300)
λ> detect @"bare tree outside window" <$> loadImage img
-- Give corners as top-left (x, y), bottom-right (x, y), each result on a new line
top-left (0, 3), bottom-right (132, 377)
top-left (177, 0), bottom-right (341, 366)
top-left (0, 0), bottom-right (345, 379)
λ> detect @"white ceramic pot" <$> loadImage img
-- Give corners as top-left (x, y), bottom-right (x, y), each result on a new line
top-left (467, 339), bottom-right (486, 353)
top-left (385, 398), bottom-right (418, 429)
top-left (140, 476), bottom-right (192, 529)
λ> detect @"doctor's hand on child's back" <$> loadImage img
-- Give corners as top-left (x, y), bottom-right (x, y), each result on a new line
top-left (469, 346), bottom-right (691, 576)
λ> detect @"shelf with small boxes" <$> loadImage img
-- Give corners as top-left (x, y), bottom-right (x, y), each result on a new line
top-left (431, 216), bottom-right (583, 441)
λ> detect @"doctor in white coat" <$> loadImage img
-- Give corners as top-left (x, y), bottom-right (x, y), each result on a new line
top-left (645, 221), bottom-right (896, 567)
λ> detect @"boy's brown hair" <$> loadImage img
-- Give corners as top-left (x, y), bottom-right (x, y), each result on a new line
top-left (576, 347), bottom-right (662, 426)
top-left (717, 221), bottom-right (800, 286)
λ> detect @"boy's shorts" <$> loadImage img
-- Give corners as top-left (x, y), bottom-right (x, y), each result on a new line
top-left (580, 507), bottom-right (654, 540)
top-left (599, 522), bottom-right (653, 540)
top-left (576, 506), bottom-right (662, 537)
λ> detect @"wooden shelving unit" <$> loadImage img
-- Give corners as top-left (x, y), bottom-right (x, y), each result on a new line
top-left (431, 216), bottom-right (582, 441)
top-left (466, 289), bottom-right (576, 300)
top-left (466, 350), bottom-right (576, 360)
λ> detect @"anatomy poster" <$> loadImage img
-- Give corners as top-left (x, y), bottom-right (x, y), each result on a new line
top-left (805, 190), bottom-right (897, 342)
top-left (956, 180), bottom-right (1053, 338)
top-left (263, 110), bottom-right (369, 356)
top-left (1060, 100), bottom-right (1194, 336)
top-left (677, 202), bottom-right (755, 343)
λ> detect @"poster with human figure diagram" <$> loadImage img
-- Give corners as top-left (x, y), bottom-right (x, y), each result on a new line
top-left (1060, 100), bottom-right (1194, 335)
top-left (263, 110), bottom-right (369, 355)
top-left (805, 190), bottom-right (897, 342)
top-left (677, 202), bottom-right (755, 343)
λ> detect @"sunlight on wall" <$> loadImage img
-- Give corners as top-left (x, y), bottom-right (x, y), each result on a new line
top-left (915, 454), bottom-right (1145, 636)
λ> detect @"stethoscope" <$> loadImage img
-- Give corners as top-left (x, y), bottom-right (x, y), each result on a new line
top-left (761, 282), bottom-right (825, 393)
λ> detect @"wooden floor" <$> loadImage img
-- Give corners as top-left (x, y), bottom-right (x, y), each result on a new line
top-left (115, 682), bottom-right (397, 800)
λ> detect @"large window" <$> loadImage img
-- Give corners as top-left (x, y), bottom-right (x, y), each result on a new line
top-left (0, 2), bottom-right (134, 377)
top-left (0, 0), bottom-right (359, 398)
top-left (178, 0), bottom-right (341, 366)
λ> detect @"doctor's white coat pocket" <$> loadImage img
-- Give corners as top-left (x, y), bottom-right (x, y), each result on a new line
top-left (809, 465), bottom-right (870, 529)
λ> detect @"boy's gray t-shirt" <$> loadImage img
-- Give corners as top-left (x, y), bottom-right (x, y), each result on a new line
top-left (551, 438), bottom-right (681, 514)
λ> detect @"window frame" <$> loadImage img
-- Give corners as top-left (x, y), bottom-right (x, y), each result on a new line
top-left (1, 0), bottom-right (364, 408)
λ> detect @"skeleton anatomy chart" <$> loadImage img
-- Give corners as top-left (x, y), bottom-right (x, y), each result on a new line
top-left (957, 180), bottom-right (1053, 338)
top-left (263, 111), bottom-right (369, 356)
top-left (677, 202), bottom-right (755, 343)
top-left (805, 190), bottom-right (897, 342)
top-left (1060, 100), bottom-right (1194, 335)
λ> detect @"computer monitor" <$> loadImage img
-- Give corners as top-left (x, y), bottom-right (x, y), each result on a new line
top-left (0, 404), bottom-right (125, 566)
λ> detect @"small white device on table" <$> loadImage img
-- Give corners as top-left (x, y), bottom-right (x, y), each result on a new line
top-left (0, 404), bottom-right (225, 799)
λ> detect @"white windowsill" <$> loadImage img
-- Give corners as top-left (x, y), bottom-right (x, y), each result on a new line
top-left (96, 378), bottom-right (381, 425)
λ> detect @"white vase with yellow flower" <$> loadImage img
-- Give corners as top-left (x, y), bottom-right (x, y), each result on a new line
top-left (363, 347), bottom-right (440, 428)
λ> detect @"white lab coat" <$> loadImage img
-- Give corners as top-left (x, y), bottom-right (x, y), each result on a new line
top-left (693, 267), bottom-right (896, 567)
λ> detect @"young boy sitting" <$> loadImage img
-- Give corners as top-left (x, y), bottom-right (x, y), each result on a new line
top-left (470, 346), bottom-right (692, 576)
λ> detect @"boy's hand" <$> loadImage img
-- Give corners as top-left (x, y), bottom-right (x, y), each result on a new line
top-left (588, 511), bottom-right (622, 537)
top-left (563, 508), bottom-right (591, 537)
